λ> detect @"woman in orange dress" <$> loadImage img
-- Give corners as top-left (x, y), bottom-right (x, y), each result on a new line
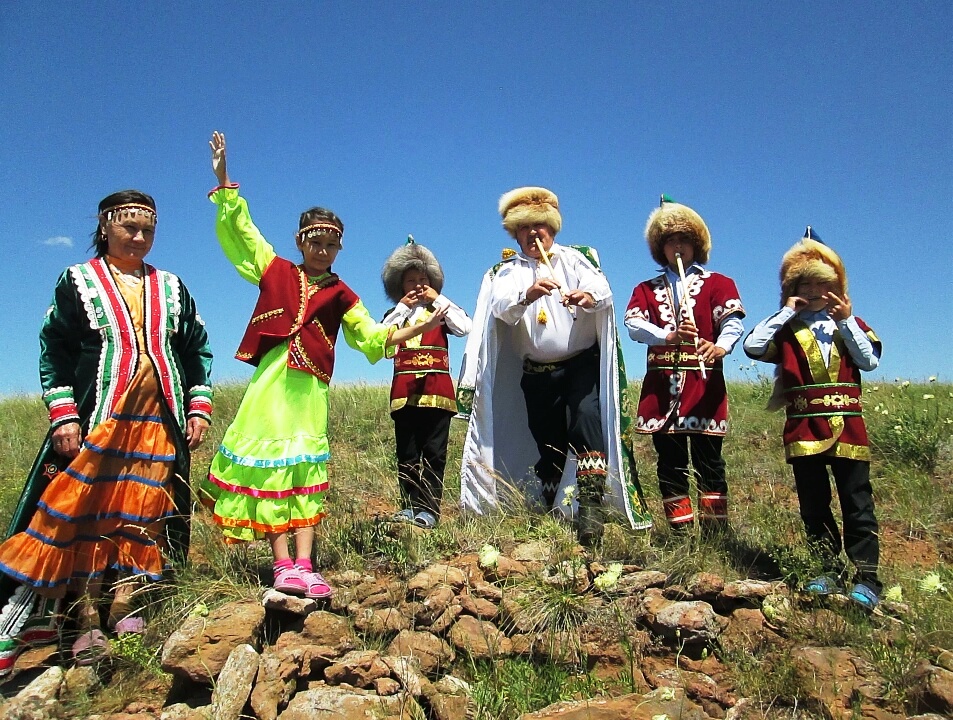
top-left (0, 190), bottom-right (213, 669)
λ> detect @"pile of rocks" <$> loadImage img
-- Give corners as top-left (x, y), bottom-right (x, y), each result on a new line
top-left (1, 540), bottom-right (951, 720)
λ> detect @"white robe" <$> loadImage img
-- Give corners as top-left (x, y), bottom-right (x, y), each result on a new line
top-left (455, 246), bottom-right (652, 529)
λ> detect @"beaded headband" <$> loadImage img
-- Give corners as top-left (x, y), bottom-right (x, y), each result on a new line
top-left (100, 203), bottom-right (158, 224)
top-left (296, 222), bottom-right (342, 241)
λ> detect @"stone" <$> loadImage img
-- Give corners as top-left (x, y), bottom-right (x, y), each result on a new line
top-left (385, 630), bottom-right (455, 675)
top-left (374, 676), bottom-right (401, 695)
top-left (429, 603), bottom-right (463, 634)
top-left (324, 649), bottom-right (391, 688)
top-left (250, 643), bottom-right (304, 720)
top-left (210, 643), bottom-right (260, 720)
top-left (511, 540), bottom-right (552, 563)
top-left (276, 684), bottom-right (422, 719)
top-left (911, 662), bottom-right (953, 715)
top-left (160, 600), bottom-right (265, 683)
top-left (299, 610), bottom-right (357, 650)
top-left (262, 589), bottom-right (318, 615)
top-left (616, 570), bottom-right (668, 594)
top-left (540, 560), bottom-right (591, 593)
top-left (353, 606), bottom-right (412, 634)
top-left (414, 585), bottom-right (456, 625)
top-left (407, 564), bottom-right (467, 596)
top-left (458, 588), bottom-right (499, 620)
top-left (0, 666), bottom-right (65, 720)
top-left (519, 686), bottom-right (708, 719)
top-left (448, 615), bottom-right (512, 659)
top-left (638, 588), bottom-right (727, 645)
top-left (482, 554), bottom-right (528, 582)
top-left (381, 655), bottom-right (425, 696)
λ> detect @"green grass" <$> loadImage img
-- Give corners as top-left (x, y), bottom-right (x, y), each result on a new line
top-left (0, 378), bottom-right (950, 716)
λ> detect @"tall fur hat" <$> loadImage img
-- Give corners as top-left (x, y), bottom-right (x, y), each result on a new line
top-left (499, 186), bottom-right (562, 238)
top-left (381, 235), bottom-right (445, 304)
top-left (779, 227), bottom-right (847, 305)
top-left (644, 196), bottom-right (711, 266)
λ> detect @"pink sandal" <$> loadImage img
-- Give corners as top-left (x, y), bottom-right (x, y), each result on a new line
top-left (299, 569), bottom-right (333, 599)
top-left (72, 628), bottom-right (109, 666)
top-left (273, 565), bottom-right (309, 596)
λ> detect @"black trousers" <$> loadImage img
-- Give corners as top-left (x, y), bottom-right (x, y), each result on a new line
top-left (791, 455), bottom-right (881, 593)
top-left (393, 406), bottom-right (453, 518)
top-left (653, 433), bottom-right (727, 499)
top-left (520, 345), bottom-right (605, 504)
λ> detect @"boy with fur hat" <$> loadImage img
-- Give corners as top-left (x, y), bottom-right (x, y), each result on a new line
top-left (457, 187), bottom-right (652, 546)
top-left (381, 237), bottom-right (471, 528)
top-left (625, 197), bottom-right (745, 534)
top-left (744, 228), bottom-right (882, 610)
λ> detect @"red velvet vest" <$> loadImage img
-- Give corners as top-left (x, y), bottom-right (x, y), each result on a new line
top-left (390, 323), bottom-right (455, 414)
top-left (235, 258), bottom-right (359, 384)
top-left (774, 316), bottom-right (880, 461)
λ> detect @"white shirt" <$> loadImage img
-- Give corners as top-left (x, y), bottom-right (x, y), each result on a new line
top-left (489, 243), bottom-right (611, 363)
top-left (743, 306), bottom-right (879, 370)
top-left (381, 293), bottom-right (472, 337)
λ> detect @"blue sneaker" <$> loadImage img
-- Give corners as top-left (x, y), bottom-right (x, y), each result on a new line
top-left (413, 510), bottom-right (437, 529)
top-left (804, 575), bottom-right (840, 596)
top-left (849, 583), bottom-right (879, 611)
top-left (392, 508), bottom-right (416, 524)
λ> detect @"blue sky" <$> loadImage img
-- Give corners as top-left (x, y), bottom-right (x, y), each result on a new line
top-left (1, 2), bottom-right (950, 397)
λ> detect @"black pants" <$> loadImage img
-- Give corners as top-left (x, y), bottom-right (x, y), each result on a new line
top-left (393, 406), bottom-right (453, 518)
top-left (791, 456), bottom-right (881, 593)
top-left (520, 345), bottom-right (604, 505)
top-left (653, 433), bottom-right (727, 499)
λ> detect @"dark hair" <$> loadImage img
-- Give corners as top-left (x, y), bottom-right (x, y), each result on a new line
top-left (91, 190), bottom-right (157, 257)
top-left (298, 207), bottom-right (344, 236)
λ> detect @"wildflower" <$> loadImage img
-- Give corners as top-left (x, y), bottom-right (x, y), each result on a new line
top-left (561, 485), bottom-right (576, 506)
top-left (919, 572), bottom-right (947, 594)
top-left (883, 585), bottom-right (903, 603)
top-left (478, 544), bottom-right (500, 568)
top-left (659, 687), bottom-right (677, 702)
top-left (871, 386), bottom-right (880, 391)
top-left (873, 404), bottom-right (881, 412)
top-left (653, 715), bottom-right (671, 720)
top-left (901, 380), bottom-right (910, 388)
top-left (929, 376), bottom-right (937, 382)
top-left (881, 409), bottom-right (889, 415)
top-left (190, 601), bottom-right (209, 618)
top-left (893, 425), bottom-right (902, 433)
top-left (593, 562), bottom-right (624, 591)
top-left (923, 394), bottom-right (935, 400)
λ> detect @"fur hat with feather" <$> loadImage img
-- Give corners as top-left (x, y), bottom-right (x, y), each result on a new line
top-left (645, 197), bottom-right (711, 266)
top-left (499, 186), bottom-right (562, 238)
top-left (779, 228), bottom-right (847, 306)
top-left (381, 236), bottom-right (445, 304)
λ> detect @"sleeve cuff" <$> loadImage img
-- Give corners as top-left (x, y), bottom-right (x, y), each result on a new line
top-left (207, 183), bottom-right (240, 202)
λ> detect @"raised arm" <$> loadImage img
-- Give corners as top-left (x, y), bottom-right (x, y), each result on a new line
top-left (210, 130), bottom-right (233, 187)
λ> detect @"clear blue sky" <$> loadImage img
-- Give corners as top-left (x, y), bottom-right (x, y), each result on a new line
top-left (1, 2), bottom-right (950, 397)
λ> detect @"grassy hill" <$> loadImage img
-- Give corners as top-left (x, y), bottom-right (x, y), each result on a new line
top-left (0, 378), bottom-right (950, 716)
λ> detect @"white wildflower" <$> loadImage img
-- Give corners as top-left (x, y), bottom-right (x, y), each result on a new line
top-left (883, 585), bottom-right (903, 603)
top-left (871, 386), bottom-right (880, 391)
top-left (190, 601), bottom-right (209, 618)
top-left (919, 572), bottom-right (947, 594)
top-left (658, 687), bottom-right (677, 702)
top-left (478, 544), bottom-right (500, 568)
top-left (901, 380), bottom-right (911, 388)
top-left (593, 563), bottom-right (624, 591)
top-left (653, 715), bottom-right (670, 720)
top-left (929, 376), bottom-right (937, 382)
top-left (923, 394), bottom-right (935, 400)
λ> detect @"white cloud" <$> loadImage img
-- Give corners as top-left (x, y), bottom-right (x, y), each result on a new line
top-left (42, 236), bottom-right (73, 247)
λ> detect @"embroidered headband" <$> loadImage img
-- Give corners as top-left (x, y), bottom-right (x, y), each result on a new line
top-left (100, 202), bottom-right (157, 224)
top-left (296, 222), bottom-right (343, 241)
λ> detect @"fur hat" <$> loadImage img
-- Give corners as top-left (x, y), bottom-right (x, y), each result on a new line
top-left (644, 197), bottom-right (711, 266)
top-left (779, 227), bottom-right (847, 305)
top-left (381, 236), bottom-right (445, 304)
top-left (499, 187), bottom-right (562, 238)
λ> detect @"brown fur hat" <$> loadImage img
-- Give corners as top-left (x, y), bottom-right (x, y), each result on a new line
top-left (499, 187), bottom-right (562, 238)
top-left (779, 236), bottom-right (847, 305)
top-left (381, 236), bottom-right (444, 304)
top-left (644, 201), bottom-right (711, 266)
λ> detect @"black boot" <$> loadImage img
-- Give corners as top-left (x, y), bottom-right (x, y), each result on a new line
top-left (576, 498), bottom-right (604, 547)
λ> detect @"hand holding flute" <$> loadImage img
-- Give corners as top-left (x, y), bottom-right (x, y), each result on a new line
top-left (674, 252), bottom-right (708, 379)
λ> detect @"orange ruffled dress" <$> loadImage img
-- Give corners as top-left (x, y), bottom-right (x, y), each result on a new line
top-left (0, 261), bottom-right (177, 596)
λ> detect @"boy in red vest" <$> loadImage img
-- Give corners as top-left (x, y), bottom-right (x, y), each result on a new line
top-left (744, 229), bottom-right (882, 610)
top-left (382, 238), bottom-right (471, 528)
top-left (625, 197), bottom-right (745, 534)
